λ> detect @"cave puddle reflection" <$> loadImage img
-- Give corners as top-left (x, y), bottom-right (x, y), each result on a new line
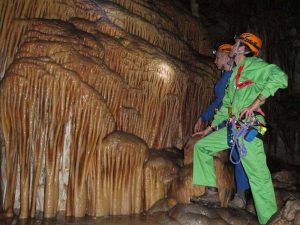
top-left (0, 212), bottom-right (163, 225)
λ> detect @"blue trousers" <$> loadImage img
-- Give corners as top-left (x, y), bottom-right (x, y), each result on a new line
top-left (221, 121), bottom-right (250, 192)
top-left (231, 146), bottom-right (250, 192)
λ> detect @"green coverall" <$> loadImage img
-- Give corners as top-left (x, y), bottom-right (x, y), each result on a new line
top-left (193, 57), bottom-right (288, 225)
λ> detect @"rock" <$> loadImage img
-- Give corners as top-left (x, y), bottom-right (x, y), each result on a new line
top-left (246, 190), bottom-right (284, 216)
top-left (216, 207), bottom-right (259, 225)
top-left (266, 209), bottom-right (289, 225)
top-left (282, 199), bottom-right (300, 221)
top-left (155, 213), bottom-right (181, 225)
top-left (272, 170), bottom-right (298, 190)
top-left (294, 211), bottom-right (300, 225)
top-left (176, 203), bottom-right (219, 218)
top-left (246, 199), bottom-right (256, 215)
top-left (168, 203), bottom-right (259, 225)
top-left (267, 199), bottom-right (300, 225)
top-left (0, 208), bottom-right (14, 219)
top-left (168, 165), bottom-right (205, 204)
top-left (277, 190), bottom-right (300, 202)
top-left (184, 135), bottom-right (201, 165)
top-left (150, 148), bottom-right (184, 167)
top-left (144, 155), bottom-right (179, 210)
top-left (275, 190), bottom-right (285, 210)
top-left (168, 204), bottom-right (228, 225)
top-left (147, 198), bottom-right (177, 215)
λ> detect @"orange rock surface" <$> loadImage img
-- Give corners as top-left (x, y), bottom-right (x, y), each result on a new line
top-left (0, 0), bottom-right (218, 218)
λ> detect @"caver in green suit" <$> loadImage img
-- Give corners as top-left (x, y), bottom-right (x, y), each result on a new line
top-left (193, 56), bottom-right (288, 224)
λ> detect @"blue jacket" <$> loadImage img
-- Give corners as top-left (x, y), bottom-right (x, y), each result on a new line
top-left (200, 70), bottom-right (232, 121)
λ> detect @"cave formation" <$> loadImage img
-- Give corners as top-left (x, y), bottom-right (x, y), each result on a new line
top-left (0, 0), bottom-right (223, 219)
top-left (0, 0), bottom-right (299, 223)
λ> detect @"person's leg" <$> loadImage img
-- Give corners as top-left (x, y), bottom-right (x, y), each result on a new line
top-left (228, 122), bottom-right (250, 193)
top-left (193, 127), bottom-right (229, 187)
top-left (192, 127), bottom-right (229, 204)
top-left (228, 146), bottom-right (250, 208)
top-left (231, 146), bottom-right (250, 192)
top-left (241, 138), bottom-right (277, 225)
top-left (235, 164), bottom-right (250, 191)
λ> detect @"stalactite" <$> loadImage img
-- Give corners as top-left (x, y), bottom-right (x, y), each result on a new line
top-left (1, 58), bottom-right (116, 217)
top-left (0, 0), bottom-right (77, 78)
top-left (152, 0), bottom-right (211, 55)
top-left (1, 79), bottom-right (19, 218)
top-left (182, 74), bottom-right (216, 141)
top-left (101, 1), bottom-right (203, 63)
top-left (66, 101), bottom-right (115, 218)
top-left (109, 0), bottom-right (179, 35)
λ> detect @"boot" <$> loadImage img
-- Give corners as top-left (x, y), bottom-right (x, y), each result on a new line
top-left (190, 187), bottom-right (220, 205)
top-left (228, 192), bottom-right (246, 209)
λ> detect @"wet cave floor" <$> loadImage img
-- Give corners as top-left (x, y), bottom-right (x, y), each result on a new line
top-left (0, 213), bottom-right (162, 225)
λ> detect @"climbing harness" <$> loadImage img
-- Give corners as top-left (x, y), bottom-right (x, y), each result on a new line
top-left (227, 115), bottom-right (266, 165)
top-left (227, 116), bottom-right (248, 164)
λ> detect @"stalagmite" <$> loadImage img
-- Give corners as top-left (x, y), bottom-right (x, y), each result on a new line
top-left (168, 165), bottom-right (205, 204)
top-left (184, 135), bottom-right (201, 166)
top-left (169, 155), bottom-right (234, 207)
top-left (86, 131), bottom-right (148, 217)
top-left (144, 155), bottom-right (179, 211)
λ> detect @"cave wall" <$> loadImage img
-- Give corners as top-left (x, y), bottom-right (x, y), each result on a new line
top-left (0, 0), bottom-right (217, 218)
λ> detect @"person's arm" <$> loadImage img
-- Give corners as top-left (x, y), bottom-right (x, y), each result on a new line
top-left (240, 64), bottom-right (288, 119)
top-left (239, 97), bottom-right (265, 119)
top-left (200, 74), bottom-right (229, 122)
top-left (192, 124), bottom-right (217, 137)
top-left (211, 87), bottom-right (230, 126)
top-left (200, 95), bottom-right (223, 122)
top-left (194, 118), bottom-right (204, 133)
top-left (194, 84), bottom-right (223, 133)
top-left (259, 64), bottom-right (288, 99)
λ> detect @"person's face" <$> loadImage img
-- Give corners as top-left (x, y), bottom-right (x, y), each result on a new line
top-left (214, 51), bottom-right (230, 70)
top-left (229, 39), bottom-right (244, 58)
